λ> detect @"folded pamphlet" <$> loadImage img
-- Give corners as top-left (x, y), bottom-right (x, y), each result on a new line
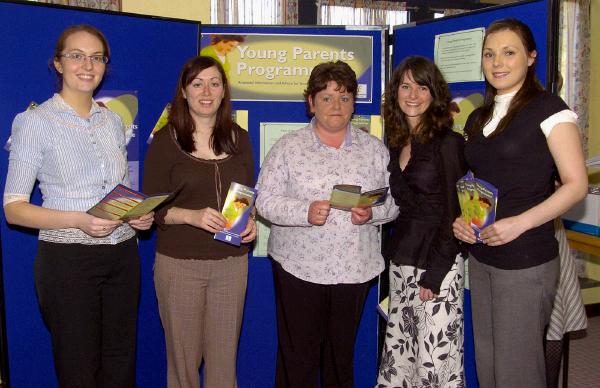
top-left (329, 184), bottom-right (388, 210)
top-left (87, 184), bottom-right (172, 221)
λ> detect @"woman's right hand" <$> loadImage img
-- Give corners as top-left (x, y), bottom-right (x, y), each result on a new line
top-left (76, 213), bottom-right (123, 238)
top-left (308, 200), bottom-right (330, 226)
top-left (187, 207), bottom-right (227, 233)
top-left (452, 217), bottom-right (476, 244)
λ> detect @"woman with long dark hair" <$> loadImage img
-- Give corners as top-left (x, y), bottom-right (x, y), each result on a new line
top-left (377, 56), bottom-right (467, 388)
top-left (143, 55), bottom-right (256, 388)
top-left (453, 19), bottom-right (587, 387)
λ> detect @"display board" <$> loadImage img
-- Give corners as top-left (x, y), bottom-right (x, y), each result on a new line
top-left (0, 1), bottom-right (199, 386)
top-left (200, 25), bottom-right (386, 388)
top-left (391, 1), bottom-right (554, 387)
top-left (0, 0), bottom-right (558, 386)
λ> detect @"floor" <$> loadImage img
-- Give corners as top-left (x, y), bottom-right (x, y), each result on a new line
top-left (562, 315), bottom-right (600, 387)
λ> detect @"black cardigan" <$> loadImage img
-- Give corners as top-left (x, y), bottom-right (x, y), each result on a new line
top-left (385, 130), bottom-right (467, 294)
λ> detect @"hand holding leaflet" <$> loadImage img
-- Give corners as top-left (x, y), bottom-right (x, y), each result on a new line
top-left (456, 171), bottom-right (498, 243)
top-left (87, 184), bottom-right (174, 221)
top-left (214, 182), bottom-right (257, 246)
top-left (329, 184), bottom-right (388, 210)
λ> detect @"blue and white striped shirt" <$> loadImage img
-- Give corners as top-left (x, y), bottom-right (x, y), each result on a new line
top-left (4, 93), bottom-right (135, 244)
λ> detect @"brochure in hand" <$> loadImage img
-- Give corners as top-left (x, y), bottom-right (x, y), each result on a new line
top-left (214, 182), bottom-right (257, 246)
top-left (329, 184), bottom-right (388, 210)
top-left (376, 296), bottom-right (390, 322)
top-left (87, 184), bottom-right (172, 221)
top-left (456, 171), bottom-right (498, 243)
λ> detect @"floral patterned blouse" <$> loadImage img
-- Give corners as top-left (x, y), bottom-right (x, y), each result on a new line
top-left (256, 120), bottom-right (398, 284)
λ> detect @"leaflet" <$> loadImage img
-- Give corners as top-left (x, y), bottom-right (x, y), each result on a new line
top-left (214, 182), bottom-right (257, 246)
top-left (87, 184), bottom-right (172, 221)
top-left (456, 171), bottom-right (498, 243)
top-left (329, 184), bottom-right (388, 210)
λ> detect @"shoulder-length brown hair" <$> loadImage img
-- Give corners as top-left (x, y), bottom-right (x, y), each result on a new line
top-left (467, 18), bottom-right (544, 138)
top-left (384, 56), bottom-right (453, 149)
top-left (168, 56), bottom-right (237, 155)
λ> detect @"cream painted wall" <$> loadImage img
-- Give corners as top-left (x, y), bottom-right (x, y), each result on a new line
top-left (588, 1), bottom-right (600, 182)
top-left (121, 0), bottom-right (209, 22)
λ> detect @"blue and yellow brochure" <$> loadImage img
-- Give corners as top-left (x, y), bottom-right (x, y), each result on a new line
top-left (456, 171), bottom-right (498, 243)
top-left (214, 182), bottom-right (257, 246)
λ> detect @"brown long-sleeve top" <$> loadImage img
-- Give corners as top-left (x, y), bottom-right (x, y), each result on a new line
top-left (142, 124), bottom-right (255, 260)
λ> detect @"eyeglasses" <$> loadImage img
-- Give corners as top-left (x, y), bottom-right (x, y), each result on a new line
top-left (60, 52), bottom-right (109, 65)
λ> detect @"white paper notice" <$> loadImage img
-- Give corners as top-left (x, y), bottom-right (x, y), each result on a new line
top-left (434, 28), bottom-right (485, 83)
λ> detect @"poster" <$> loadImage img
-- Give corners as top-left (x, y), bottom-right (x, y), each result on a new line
top-left (351, 114), bottom-right (382, 140)
top-left (96, 90), bottom-right (140, 190)
top-left (200, 33), bottom-right (374, 103)
top-left (450, 90), bottom-right (484, 134)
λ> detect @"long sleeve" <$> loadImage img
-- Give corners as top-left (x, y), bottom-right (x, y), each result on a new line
top-left (142, 128), bottom-right (175, 226)
top-left (255, 136), bottom-right (312, 227)
top-left (419, 133), bottom-right (467, 294)
top-left (369, 142), bottom-right (399, 225)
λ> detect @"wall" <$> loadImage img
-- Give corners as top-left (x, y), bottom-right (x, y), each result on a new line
top-left (588, 0), bottom-right (600, 182)
top-left (121, 0), bottom-right (209, 22)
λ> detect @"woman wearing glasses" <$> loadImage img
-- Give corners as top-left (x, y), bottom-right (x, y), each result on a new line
top-left (3, 25), bottom-right (152, 387)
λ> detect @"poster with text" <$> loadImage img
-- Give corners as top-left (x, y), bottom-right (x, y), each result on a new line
top-left (200, 33), bottom-right (374, 103)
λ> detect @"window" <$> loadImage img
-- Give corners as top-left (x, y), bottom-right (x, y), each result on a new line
top-left (318, 2), bottom-right (408, 28)
top-left (211, 0), bottom-right (284, 24)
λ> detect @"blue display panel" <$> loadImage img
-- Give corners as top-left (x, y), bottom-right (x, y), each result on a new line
top-left (200, 25), bottom-right (385, 388)
top-left (391, 2), bottom-right (552, 387)
top-left (0, 2), bottom-right (198, 386)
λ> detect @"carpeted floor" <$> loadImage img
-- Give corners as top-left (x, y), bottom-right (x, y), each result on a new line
top-left (562, 315), bottom-right (600, 387)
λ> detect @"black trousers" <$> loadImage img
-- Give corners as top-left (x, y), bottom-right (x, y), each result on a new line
top-left (34, 238), bottom-right (140, 388)
top-left (272, 260), bottom-right (369, 388)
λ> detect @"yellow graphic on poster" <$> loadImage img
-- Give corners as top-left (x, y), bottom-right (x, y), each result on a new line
top-left (146, 104), bottom-right (171, 144)
top-left (351, 115), bottom-right (382, 140)
top-left (450, 91), bottom-right (484, 135)
top-left (200, 33), bottom-right (374, 102)
top-left (96, 91), bottom-right (140, 190)
top-left (233, 110), bottom-right (249, 131)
